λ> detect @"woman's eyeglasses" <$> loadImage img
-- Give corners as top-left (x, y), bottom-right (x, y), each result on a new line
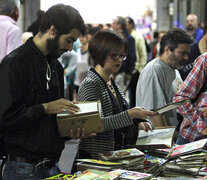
top-left (110, 52), bottom-right (127, 61)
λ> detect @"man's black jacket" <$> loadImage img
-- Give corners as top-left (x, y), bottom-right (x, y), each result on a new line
top-left (0, 38), bottom-right (65, 161)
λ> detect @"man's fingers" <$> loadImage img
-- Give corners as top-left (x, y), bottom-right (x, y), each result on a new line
top-left (70, 129), bottom-right (74, 139)
top-left (65, 107), bottom-right (80, 113)
top-left (70, 128), bottom-right (81, 139)
top-left (81, 128), bottom-right (86, 137)
top-left (70, 128), bottom-right (96, 139)
top-left (75, 128), bottom-right (81, 138)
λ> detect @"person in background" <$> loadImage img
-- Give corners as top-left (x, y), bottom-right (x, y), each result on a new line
top-left (0, 0), bottom-right (23, 62)
top-left (0, 4), bottom-right (89, 180)
top-left (148, 31), bottom-right (159, 61)
top-left (186, 14), bottom-right (203, 42)
top-left (126, 16), bottom-right (147, 108)
top-left (22, 31), bottom-right (33, 43)
top-left (136, 28), bottom-right (193, 129)
top-left (77, 29), bottom-right (157, 159)
top-left (104, 23), bottom-right (111, 30)
top-left (151, 30), bottom-right (167, 60)
top-left (27, 10), bottom-right (45, 36)
top-left (111, 16), bottom-right (136, 94)
top-left (58, 50), bottom-right (78, 100)
top-left (74, 31), bottom-right (91, 99)
top-left (179, 23), bottom-right (207, 81)
top-left (87, 26), bottom-right (101, 42)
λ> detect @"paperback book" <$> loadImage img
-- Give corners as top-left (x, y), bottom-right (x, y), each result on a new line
top-left (168, 138), bottom-right (207, 158)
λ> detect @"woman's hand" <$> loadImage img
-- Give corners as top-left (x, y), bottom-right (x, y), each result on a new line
top-left (138, 122), bottom-right (152, 132)
top-left (128, 107), bottom-right (158, 120)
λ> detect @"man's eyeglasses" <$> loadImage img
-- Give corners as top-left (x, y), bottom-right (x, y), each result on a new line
top-left (110, 52), bottom-right (127, 61)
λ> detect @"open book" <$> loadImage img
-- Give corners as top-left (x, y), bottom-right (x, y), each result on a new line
top-left (131, 127), bottom-right (176, 149)
top-left (57, 101), bottom-right (103, 137)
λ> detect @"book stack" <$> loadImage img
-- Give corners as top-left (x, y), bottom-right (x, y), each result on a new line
top-left (76, 159), bottom-right (124, 172)
top-left (143, 155), bottom-right (167, 176)
top-left (98, 148), bottom-right (146, 171)
top-left (68, 169), bottom-right (122, 179)
top-left (113, 169), bottom-right (153, 180)
top-left (145, 148), bottom-right (172, 158)
top-left (68, 169), bottom-right (153, 180)
top-left (161, 138), bottom-right (207, 178)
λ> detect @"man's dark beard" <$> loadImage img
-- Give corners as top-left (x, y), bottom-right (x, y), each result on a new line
top-left (186, 25), bottom-right (194, 31)
top-left (46, 35), bottom-right (61, 59)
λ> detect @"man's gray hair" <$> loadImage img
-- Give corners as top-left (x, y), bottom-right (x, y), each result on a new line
top-left (0, 0), bottom-right (20, 15)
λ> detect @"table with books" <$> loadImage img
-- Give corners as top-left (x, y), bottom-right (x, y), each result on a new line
top-left (44, 127), bottom-right (207, 180)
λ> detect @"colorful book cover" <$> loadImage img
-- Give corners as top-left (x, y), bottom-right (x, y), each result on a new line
top-left (76, 159), bottom-right (122, 166)
top-left (169, 138), bottom-right (207, 158)
top-left (115, 169), bottom-right (153, 180)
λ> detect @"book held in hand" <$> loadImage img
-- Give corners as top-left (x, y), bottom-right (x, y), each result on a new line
top-left (57, 101), bottom-right (103, 137)
top-left (132, 127), bottom-right (176, 150)
top-left (153, 98), bottom-right (190, 114)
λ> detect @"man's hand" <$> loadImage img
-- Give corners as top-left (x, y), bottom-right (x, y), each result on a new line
top-left (42, 98), bottom-right (80, 114)
top-left (70, 128), bottom-right (96, 139)
top-left (201, 127), bottom-right (207, 135)
top-left (202, 108), bottom-right (207, 117)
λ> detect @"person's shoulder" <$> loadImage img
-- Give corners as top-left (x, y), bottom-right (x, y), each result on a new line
top-left (129, 34), bottom-right (135, 41)
top-left (83, 70), bottom-right (97, 82)
top-left (190, 42), bottom-right (198, 49)
top-left (140, 59), bottom-right (164, 78)
top-left (196, 52), bottom-right (207, 63)
top-left (127, 33), bottom-right (135, 42)
top-left (197, 27), bottom-right (204, 33)
top-left (1, 43), bottom-right (29, 66)
top-left (145, 58), bottom-right (163, 70)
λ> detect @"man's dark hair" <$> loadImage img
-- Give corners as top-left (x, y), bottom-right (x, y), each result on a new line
top-left (39, 4), bottom-right (85, 35)
top-left (37, 10), bottom-right (45, 20)
top-left (159, 28), bottom-right (194, 55)
top-left (126, 17), bottom-right (135, 29)
top-left (89, 29), bottom-right (127, 67)
top-left (88, 26), bottom-right (101, 36)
